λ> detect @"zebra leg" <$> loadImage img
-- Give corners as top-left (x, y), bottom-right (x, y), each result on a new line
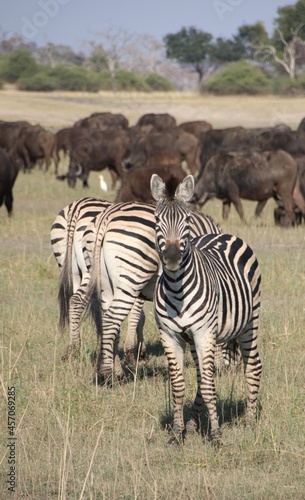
top-left (185, 343), bottom-right (203, 435)
top-left (64, 286), bottom-right (89, 361)
top-left (159, 329), bottom-right (186, 445)
top-left (95, 297), bottom-right (130, 383)
top-left (124, 298), bottom-right (147, 366)
top-left (238, 325), bottom-right (262, 427)
top-left (189, 337), bottom-right (221, 444)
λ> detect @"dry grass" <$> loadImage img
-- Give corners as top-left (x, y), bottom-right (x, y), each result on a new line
top-left (1, 91), bottom-right (305, 499)
top-left (1, 88), bottom-right (305, 130)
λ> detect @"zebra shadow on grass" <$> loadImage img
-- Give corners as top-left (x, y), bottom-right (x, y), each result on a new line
top-left (159, 392), bottom-right (263, 443)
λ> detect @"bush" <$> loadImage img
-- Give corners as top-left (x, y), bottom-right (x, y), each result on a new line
top-left (272, 74), bottom-right (305, 96)
top-left (201, 60), bottom-right (271, 95)
top-left (19, 69), bottom-right (57, 91)
top-left (50, 65), bottom-right (101, 91)
top-left (96, 71), bottom-right (112, 90)
top-left (114, 69), bottom-right (148, 91)
top-left (144, 73), bottom-right (173, 91)
top-left (0, 50), bottom-right (38, 82)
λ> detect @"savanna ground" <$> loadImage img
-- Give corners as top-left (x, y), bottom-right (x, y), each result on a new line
top-left (1, 90), bottom-right (305, 499)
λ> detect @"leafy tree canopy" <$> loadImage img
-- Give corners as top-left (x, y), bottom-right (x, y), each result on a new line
top-left (163, 26), bottom-right (212, 81)
top-left (274, 0), bottom-right (305, 42)
top-left (235, 22), bottom-right (270, 56)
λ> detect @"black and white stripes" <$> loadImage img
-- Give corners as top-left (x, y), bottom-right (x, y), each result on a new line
top-left (151, 174), bottom-right (262, 445)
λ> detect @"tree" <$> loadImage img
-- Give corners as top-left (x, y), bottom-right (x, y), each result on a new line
top-left (234, 22), bottom-right (270, 58)
top-left (34, 43), bottom-right (84, 68)
top-left (89, 27), bottom-right (134, 91)
top-left (209, 37), bottom-right (245, 64)
top-left (255, 24), bottom-right (305, 79)
top-left (163, 26), bottom-right (213, 82)
top-left (87, 44), bottom-right (108, 72)
top-left (274, 0), bottom-right (305, 43)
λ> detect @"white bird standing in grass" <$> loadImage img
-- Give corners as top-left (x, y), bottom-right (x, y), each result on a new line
top-left (99, 174), bottom-right (108, 192)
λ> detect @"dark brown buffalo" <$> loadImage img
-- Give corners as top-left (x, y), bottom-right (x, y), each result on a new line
top-left (116, 163), bottom-right (186, 203)
top-left (199, 127), bottom-right (245, 167)
top-left (74, 112), bottom-right (129, 130)
top-left (55, 127), bottom-right (75, 158)
top-left (178, 120), bottom-right (212, 138)
top-left (0, 120), bottom-right (32, 151)
top-left (0, 148), bottom-right (19, 216)
top-left (59, 127), bottom-right (131, 188)
top-left (192, 149), bottom-right (305, 227)
top-left (136, 113), bottom-right (176, 131)
top-left (127, 128), bottom-right (200, 175)
top-left (255, 127), bottom-right (305, 157)
top-left (10, 125), bottom-right (58, 173)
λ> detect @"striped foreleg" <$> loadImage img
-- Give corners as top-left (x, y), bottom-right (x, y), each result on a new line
top-left (159, 329), bottom-right (186, 445)
top-left (187, 336), bottom-right (221, 443)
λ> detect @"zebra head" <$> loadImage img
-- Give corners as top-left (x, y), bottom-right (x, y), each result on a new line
top-left (150, 174), bottom-right (195, 272)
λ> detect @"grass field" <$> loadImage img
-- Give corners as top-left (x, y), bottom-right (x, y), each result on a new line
top-left (1, 91), bottom-right (305, 499)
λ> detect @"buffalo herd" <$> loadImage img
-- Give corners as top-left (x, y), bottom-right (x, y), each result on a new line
top-left (1, 110), bottom-right (305, 226)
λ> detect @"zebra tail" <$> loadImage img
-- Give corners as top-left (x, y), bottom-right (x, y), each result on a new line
top-left (57, 203), bottom-right (79, 332)
top-left (82, 209), bottom-right (109, 342)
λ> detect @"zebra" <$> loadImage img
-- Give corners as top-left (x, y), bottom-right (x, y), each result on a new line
top-left (82, 198), bottom-right (241, 384)
top-left (50, 197), bottom-right (146, 366)
top-left (150, 173), bottom-right (262, 445)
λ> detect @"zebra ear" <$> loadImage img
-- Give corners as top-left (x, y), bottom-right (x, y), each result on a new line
top-left (150, 174), bottom-right (165, 202)
top-left (175, 175), bottom-right (194, 202)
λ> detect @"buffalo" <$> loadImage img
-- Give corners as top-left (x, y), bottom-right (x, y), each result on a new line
top-left (74, 111), bottom-right (129, 131)
top-left (136, 113), bottom-right (176, 131)
top-left (10, 125), bottom-right (58, 173)
top-left (116, 152), bottom-right (185, 203)
top-left (0, 149), bottom-right (19, 216)
top-left (126, 128), bottom-right (200, 175)
top-left (0, 120), bottom-right (32, 151)
top-left (192, 149), bottom-right (305, 227)
top-left (178, 120), bottom-right (212, 138)
top-left (58, 127), bottom-right (131, 188)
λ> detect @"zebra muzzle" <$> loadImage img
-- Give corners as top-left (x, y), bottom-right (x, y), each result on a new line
top-left (162, 242), bottom-right (182, 271)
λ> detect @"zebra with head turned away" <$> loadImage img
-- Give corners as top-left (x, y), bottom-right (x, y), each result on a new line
top-left (150, 174), bottom-right (262, 446)
top-left (50, 197), bottom-right (147, 368)
top-left (82, 197), bottom-right (229, 385)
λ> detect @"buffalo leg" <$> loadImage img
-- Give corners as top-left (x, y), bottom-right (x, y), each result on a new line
top-left (255, 200), bottom-right (268, 217)
top-left (222, 200), bottom-right (231, 219)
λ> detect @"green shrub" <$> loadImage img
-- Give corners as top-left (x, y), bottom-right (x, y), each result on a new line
top-left (145, 73), bottom-right (173, 91)
top-left (0, 50), bottom-right (38, 82)
top-left (201, 60), bottom-right (271, 95)
top-left (18, 69), bottom-right (57, 91)
top-left (114, 70), bottom-right (148, 91)
top-left (95, 71), bottom-right (112, 90)
top-left (272, 74), bottom-right (305, 96)
top-left (50, 65), bottom-right (101, 92)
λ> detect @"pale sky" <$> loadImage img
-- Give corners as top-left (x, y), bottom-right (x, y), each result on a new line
top-left (2, 0), bottom-right (292, 52)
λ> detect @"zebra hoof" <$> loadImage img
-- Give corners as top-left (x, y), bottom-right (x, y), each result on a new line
top-left (211, 429), bottom-right (222, 448)
top-left (166, 435), bottom-right (184, 448)
top-left (94, 371), bottom-right (114, 387)
top-left (61, 345), bottom-right (78, 363)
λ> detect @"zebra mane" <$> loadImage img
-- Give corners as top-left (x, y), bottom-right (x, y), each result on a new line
top-left (164, 175), bottom-right (183, 200)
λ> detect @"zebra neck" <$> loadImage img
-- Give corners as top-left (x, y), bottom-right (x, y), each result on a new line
top-left (161, 249), bottom-right (193, 287)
